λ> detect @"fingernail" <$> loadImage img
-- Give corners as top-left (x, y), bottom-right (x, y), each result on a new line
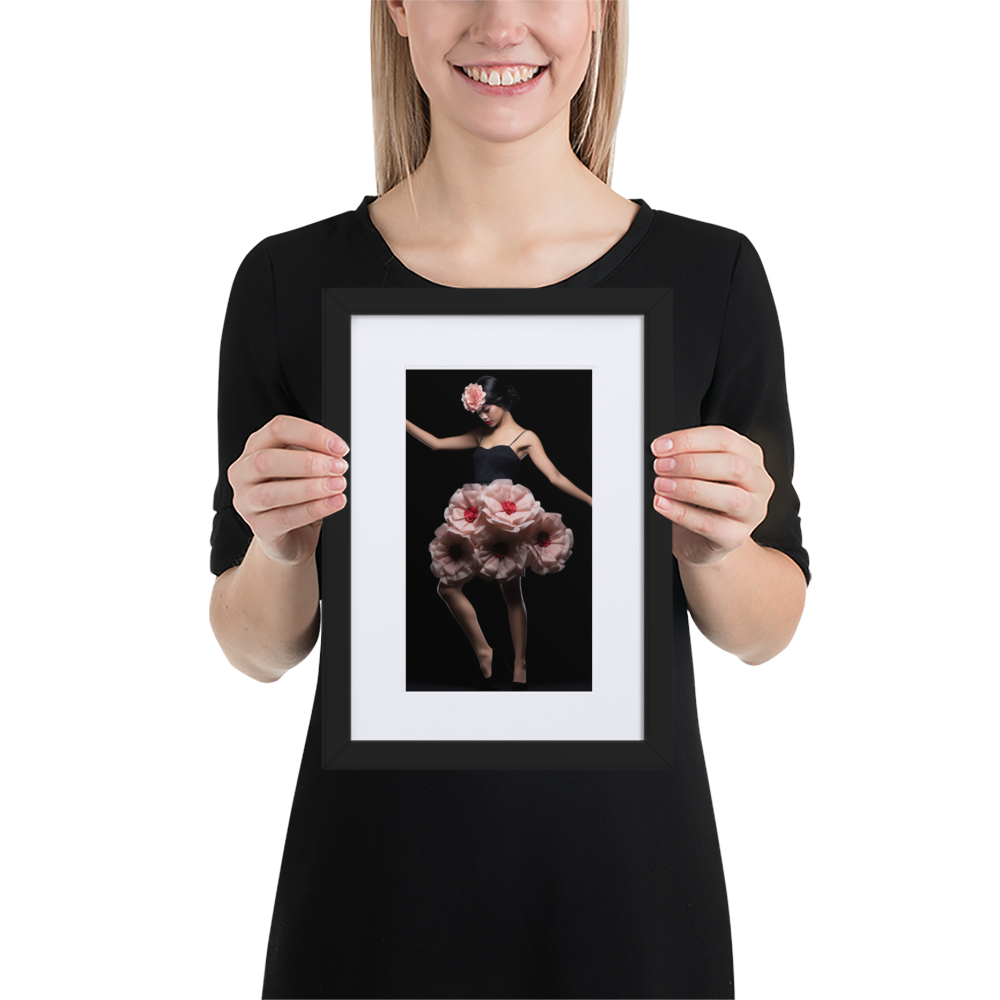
top-left (655, 478), bottom-right (677, 493)
top-left (655, 496), bottom-right (670, 510)
top-left (328, 457), bottom-right (348, 473)
top-left (653, 437), bottom-right (673, 455)
top-left (328, 434), bottom-right (348, 454)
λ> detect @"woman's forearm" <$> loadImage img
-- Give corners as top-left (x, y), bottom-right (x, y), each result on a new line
top-left (677, 538), bottom-right (806, 664)
top-left (553, 473), bottom-right (591, 505)
top-left (405, 419), bottom-right (437, 450)
top-left (209, 536), bottom-right (321, 682)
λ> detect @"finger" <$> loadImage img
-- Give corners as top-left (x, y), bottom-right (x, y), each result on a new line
top-left (244, 475), bottom-right (347, 516)
top-left (653, 475), bottom-right (754, 521)
top-left (650, 426), bottom-right (761, 463)
top-left (246, 414), bottom-right (349, 458)
top-left (652, 494), bottom-right (746, 548)
top-left (652, 450), bottom-right (754, 486)
top-left (242, 446), bottom-right (349, 484)
top-left (255, 492), bottom-right (348, 539)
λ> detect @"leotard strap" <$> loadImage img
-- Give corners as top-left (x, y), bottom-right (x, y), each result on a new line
top-left (477, 429), bottom-right (527, 448)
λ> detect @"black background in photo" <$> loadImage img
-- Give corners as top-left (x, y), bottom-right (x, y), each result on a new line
top-left (405, 368), bottom-right (594, 690)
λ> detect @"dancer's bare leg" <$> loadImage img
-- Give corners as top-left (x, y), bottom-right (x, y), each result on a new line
top-left (436, 580), bottom-right (493, 678)
top-left (499, 575), bottom-right (527, 683)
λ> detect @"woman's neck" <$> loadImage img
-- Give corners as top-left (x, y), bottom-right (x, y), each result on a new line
top-left (397, 141), bottom-right (607, 245)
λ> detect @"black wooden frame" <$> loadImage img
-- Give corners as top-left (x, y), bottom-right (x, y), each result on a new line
top-left (321, 287), bottom-right (672, 770)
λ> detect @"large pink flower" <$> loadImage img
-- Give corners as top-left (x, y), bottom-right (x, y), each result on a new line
top-left (461, 383), bottom-right (486, 413)
top-left (522, 510), bottom-right (574, 575)
top-left (474, 479), bottom-right (541, 539)
top-left (471, 525), bottom-right (529, 582)
top-left (442, 483), bottom-right (487, 535)
top-left (428, 524), bottom-right (478, 585)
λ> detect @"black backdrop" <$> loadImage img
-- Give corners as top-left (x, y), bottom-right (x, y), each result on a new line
top-left (404, 368), bottom-right (594, 690)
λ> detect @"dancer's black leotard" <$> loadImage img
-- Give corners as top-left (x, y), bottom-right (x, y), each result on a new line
top-left (472, 429), bottom-right (527, 482)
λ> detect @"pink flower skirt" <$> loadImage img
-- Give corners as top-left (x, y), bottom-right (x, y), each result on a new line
top-left (428, 479), bottom-right (574, 585)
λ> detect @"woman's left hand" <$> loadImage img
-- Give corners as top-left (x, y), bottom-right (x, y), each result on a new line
top-left (650, 425), bottom-right (774, 567)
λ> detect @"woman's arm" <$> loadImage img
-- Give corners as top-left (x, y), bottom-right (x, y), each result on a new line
top-left (677, 539), bottom-right (806, 665)
top-left (552, 473), bottom-right (591, 506)
top-left (651, 426), bottom-right (806, 664)
top-left (522, 432), bottom-right (592, 506)
top-left (406, 420), bottom-right (480, 451)
top-left (210, 538), bottom-right (320, 683)
top-left (405, 419), bottom-right (437, 449)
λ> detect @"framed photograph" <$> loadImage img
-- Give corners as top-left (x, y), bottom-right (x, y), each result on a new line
top-left (321, 287), bottom-right (672, 770)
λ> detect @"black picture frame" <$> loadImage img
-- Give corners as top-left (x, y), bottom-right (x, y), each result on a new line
top-left (321, 287), bottom-right (672, 770)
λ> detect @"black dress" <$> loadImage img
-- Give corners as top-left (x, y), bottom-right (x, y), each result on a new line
top-left (473, 429), bottom-right (526, 483)
top-left (211, 195), bottom-right (810, 999)
top-left (429, 430), bottom-right (574, 584)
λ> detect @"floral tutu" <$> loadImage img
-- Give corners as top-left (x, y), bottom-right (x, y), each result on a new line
top-left (428, 479), bottom-right (574, 585)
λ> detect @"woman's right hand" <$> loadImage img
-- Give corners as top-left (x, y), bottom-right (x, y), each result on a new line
top-left (228, 414), bottom-right (349, 566)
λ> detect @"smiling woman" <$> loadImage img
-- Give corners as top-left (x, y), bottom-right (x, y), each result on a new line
top-left (369, 0), bottom-right (628, 229)
top-left (209, 1), bottom-right (808, 997)
top-left (367, 0), bottom-right (627, 288)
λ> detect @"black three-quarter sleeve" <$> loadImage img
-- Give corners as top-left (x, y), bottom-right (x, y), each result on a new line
top-left (699, 234), bottom-right (811, 584)
top-left (210, 238), bottom-right (295, 577)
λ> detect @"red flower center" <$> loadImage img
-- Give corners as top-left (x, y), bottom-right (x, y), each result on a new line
top-left (537, 531), bottom-right (551, 547)
top-left (501, 500), bottom-right (517, 516)
top-left (463, 506), bottom-right (478, 523)
top-left (492, 541), bottom-right (509, 558)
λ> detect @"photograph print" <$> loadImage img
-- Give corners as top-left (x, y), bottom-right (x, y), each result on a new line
top-left (405, 368), bottom-right (593, 692)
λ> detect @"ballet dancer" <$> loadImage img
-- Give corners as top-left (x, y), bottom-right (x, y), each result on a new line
top-left (405, 375), bottom-right (592, 690)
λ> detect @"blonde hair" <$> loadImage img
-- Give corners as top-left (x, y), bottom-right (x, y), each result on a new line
top-left (369, 0), bottom-right (628, 207)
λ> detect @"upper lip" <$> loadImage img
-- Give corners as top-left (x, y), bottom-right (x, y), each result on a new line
top-left (457, 61), bottom-right (548, 68)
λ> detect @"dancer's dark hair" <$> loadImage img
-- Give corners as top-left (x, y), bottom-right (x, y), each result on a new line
top-left (475, 375), bottom-right (520, 412)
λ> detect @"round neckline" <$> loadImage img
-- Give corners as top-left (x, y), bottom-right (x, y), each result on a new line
top-left (356, 193), bottom-right (653, 289)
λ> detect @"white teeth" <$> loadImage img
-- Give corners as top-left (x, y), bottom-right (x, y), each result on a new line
top-left (461, 65), bottom-right (541, 86)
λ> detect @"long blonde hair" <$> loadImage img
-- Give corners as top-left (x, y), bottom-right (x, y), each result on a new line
top-left (369, 0), bottom-right (628, 208)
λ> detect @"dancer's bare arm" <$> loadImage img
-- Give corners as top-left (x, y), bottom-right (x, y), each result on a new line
top-left (520, 431), bottom-right (592, 506)
top-left (406, 420), bottom-right (480, 452)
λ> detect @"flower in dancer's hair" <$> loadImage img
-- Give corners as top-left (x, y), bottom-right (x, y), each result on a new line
top-left (461, 383), bottom-right (486, 413)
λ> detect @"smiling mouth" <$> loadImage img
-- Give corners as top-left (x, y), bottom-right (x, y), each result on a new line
top-left (458, 63), bottom-right (545, 86)
top-left (456, 64), bottom-right (548, 87)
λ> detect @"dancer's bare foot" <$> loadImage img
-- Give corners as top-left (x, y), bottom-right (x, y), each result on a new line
top-left (477, 647), bottom-right (494, 679)
top-left (512, 658), bottom-right (527, 684)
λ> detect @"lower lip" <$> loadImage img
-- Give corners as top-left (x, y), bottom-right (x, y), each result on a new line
top-left (454, 64), bottom-right (548, 97)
